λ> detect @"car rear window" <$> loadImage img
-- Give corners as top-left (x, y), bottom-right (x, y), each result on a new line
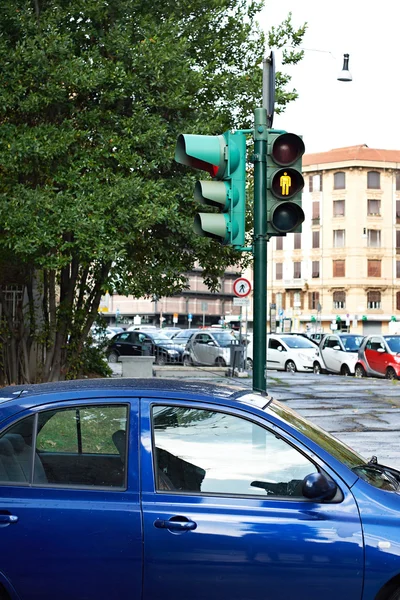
top-left (341, 336), bottom-right (364, 351)
top-left (280, 336), bottom-right (316, 349)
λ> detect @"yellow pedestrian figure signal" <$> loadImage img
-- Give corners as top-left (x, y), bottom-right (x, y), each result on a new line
top-left (280, 172), bottom-right (291, 196)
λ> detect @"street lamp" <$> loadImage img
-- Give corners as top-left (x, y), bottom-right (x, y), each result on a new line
top-left (337, 53), bottom-right (352, 82)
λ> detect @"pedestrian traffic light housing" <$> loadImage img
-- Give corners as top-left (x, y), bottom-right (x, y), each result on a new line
top-left (266, 131), bottom-right (305, 236)
top-left (174, 131), bottom-right (246, 248)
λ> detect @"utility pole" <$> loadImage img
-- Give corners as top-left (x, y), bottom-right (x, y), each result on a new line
top-left (252, 107), bottom-right (268, 394)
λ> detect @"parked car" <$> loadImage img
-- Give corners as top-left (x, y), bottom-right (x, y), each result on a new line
top-left (161, 329), bottom-right (182, 339)
top-left (107, 330), bottom-right (183, 365)
top-left (90, 325), bottom-right (124, 346)
top-left (183, 330), bottom-right (237, 366)
top-left (355, 335), bottom-right (400, 379)
top-left (314, 334), bottom-right (365, 375)
top-left (309, 332), bottom-right (324, 344)
top-left (1, 377), bottom-right (400, 600)
top-left (127, 324), bottom-right (159, 331)
top-left (246, 334), bottom-right (319, 372)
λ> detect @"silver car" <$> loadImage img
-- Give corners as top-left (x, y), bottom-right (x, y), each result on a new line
top-left (183, 330), bottom-right (237, 366)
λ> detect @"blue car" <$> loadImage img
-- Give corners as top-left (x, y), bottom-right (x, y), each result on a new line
top-left (0, 379), bottom-right (399, 600)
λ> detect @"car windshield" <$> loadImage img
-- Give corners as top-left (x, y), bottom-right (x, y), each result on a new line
top-left (175, 330), bottom-right (195, 340)
top-left (279, 336), bottom-right (316, 349)
top-left (266, 400), bottom-right (366, 469)
top-left (149, 333), bottom-right (171, 343)
top-left (384, 336), bottom-right (400, 353)
top-left (211, 332), bottom-right (237, 347)
top-left (340, 335), bottom-right (364, 352)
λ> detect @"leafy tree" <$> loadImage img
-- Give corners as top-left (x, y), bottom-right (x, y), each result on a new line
top-left (0, 0), bottom-right (306, 383)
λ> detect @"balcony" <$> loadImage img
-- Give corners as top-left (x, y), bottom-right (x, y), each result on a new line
top-left (284, 279), bottom-right (306, 289)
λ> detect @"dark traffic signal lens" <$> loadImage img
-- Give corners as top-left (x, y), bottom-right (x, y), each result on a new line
top-left (271, 202), bottom-right (305, 233)
top-left (271, 133), bottom-right (305, 166)
top-left (271, 168), bottom-right (304, 199)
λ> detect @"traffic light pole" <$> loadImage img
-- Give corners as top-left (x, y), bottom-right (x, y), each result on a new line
top-left (253, 107), bottom-right (268, 394)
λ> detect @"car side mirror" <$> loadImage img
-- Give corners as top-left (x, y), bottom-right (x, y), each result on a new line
top-left (302, 472), bottom-right (337, 502)
top-left (377, 347), bottom-right (385, 353)
top-left (207, 341), bottom-right (216, 346)
top-left (333, 345), bottom-right (341, 351)
top-left (277, 346), bottom-right (283, 352)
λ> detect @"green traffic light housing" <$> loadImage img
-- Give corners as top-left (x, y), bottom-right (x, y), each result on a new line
top-left (174, 131), bottom-right (247, 248)
top-left (266, 130), bottom-right (306, 236)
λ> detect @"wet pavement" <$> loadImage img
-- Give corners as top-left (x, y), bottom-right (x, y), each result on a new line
top-left (110, 362), bottom-right (400, 468)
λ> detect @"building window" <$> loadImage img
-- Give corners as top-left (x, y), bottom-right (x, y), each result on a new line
top-left (334, 172), bottom-right (345, 190)
top-left (397, 291), bottom-right (400, 311)
top-left (275, 292), bottom-right (285, 310)
top-left (276, 237), bottom-right (283, 251)
top-left (276, 263), bottom-right (283, 280)
top-left (396, 172), bottom-right (400, 191)
top-left (368, 260), bottom-right (381, 277)
top-left (293, 262), bottom-right (301, 279)
top-left (308, 292), bottom-right (320, 310)
top-left (293, 292), bottom-right (302, 308)
top-left (312, 231), bottom-right (320, 249)
top-left (333, 200), bottom-right (345, 217)
top-left (397, 261), bottom-right (400, 279)
top-left (367, 171), bottom-right (380, 189)
top-left (367, 291), bottom-right (381, 309)
top-left (396, 201), bottom-right (400, 225)
top-left (312, 261), bottom-right (320, 278)
top-left (333, 291), bottom-right (346, 309)
top-left (294, 233), bottom-right (301, 250)
top-left (309, 174), bottom-right (323, 192)
top-left (333, 229), bottom-right (345, 248)
top-left (397, 231), bottom-right (400, 254)
top-left (368, 199), bottom-right (381, 216)
top-left (312, 202), bottom-right (320, 224)
top-left (333, 260), bottom-right (345, 277)
top-left (367, 230), bottom-right (381, 248)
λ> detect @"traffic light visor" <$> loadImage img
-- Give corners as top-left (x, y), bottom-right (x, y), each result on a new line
top-left (175, 134), bottom-right (226, 177)
top-left (271, 133), bottom-right (305, 166)
top-left (193, 213), bottom-right (231, 243)
top-left (271, 202), bottom-right (305, 233)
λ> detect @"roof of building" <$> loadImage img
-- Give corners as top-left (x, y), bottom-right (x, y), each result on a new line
top-left (303, 144), bottom-right (400, 167)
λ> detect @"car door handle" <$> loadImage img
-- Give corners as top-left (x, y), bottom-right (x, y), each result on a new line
top-left (0, 514), bottom-right (18, 524)
top-left (154, 517), bottom-right (197, 531)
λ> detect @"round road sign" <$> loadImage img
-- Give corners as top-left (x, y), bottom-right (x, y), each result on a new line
top-left (233, 277), bottom-right (252, 297)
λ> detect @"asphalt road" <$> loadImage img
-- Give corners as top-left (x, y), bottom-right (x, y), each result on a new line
top-left (111, 363), bottom-right (400, 469)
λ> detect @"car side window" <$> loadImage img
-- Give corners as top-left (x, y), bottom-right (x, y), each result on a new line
top-left (152, 406), bottom-right (318, 498)
top-left (269, 339), bottom-right (283, 350)
top-left (368, 337), bottom-right (384, 351)
top-left (35, 405), bottom-right (128, 488)
top-left (0, 416), bottom-right (36, 484)
top-left (118, 333), bottom-right (131, 342)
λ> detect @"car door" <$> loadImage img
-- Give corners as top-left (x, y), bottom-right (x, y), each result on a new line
top-left (267, 337), bottom-right (286, 370)
top-left (192, 333), bottom-right (214, 365)
top-left (364, 336), bottom-right (386, 375)
top-left (0, 399), bottom-right (142, 600)
top-left (140, 399), bottom-right (364, 600)
top-left (321, 336), bottom-right (339, 372)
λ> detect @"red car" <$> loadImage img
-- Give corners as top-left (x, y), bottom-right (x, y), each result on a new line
top-left (355, 335), bottom-right (400, 379)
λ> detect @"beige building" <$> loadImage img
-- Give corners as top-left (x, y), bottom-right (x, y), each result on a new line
top-left (100, 266), bottom-right (242, 329)
top-left (267, 145), bottom-right (400, 335)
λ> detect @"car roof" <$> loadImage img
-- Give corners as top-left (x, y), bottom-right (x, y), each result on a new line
top-left (0, 378), bottom-right (269, 412)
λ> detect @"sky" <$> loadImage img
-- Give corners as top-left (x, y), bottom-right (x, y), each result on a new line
top-left (258, 0), bottom-right (400, 154)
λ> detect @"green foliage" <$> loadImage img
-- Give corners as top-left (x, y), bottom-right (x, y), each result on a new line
top-left (0, 0), bottom-right (306, 382)
top-left (66, 342), bottom-right (113, 380)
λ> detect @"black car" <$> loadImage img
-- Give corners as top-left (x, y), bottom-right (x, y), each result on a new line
top-left (107, 330), bottom-right (183, 365)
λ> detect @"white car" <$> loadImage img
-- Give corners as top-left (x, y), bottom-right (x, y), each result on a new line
top-left (246, 334), bottom-right (318, 373)
top-left (314, 334), bottom-right (365, 376)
